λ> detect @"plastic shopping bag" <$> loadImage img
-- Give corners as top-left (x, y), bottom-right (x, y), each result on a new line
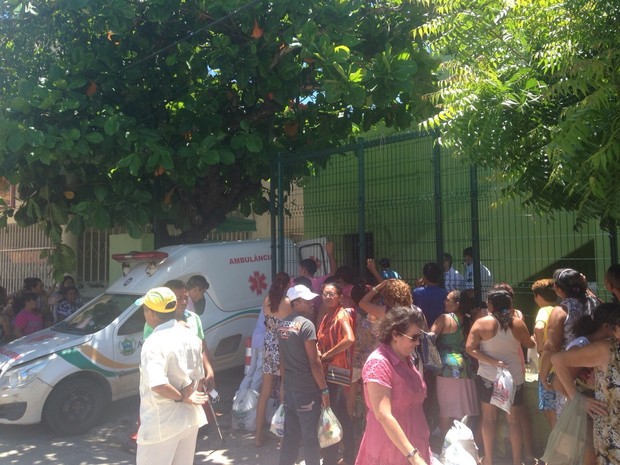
top-left (317, 406), bottom-right (343, 448)
top-left (231, 388), bottom-right (259, 431)
top-left (490, 367), bottom-right (514, 414)
top-left (439, 417), bottom-right (479, 465)
top-left (269, 403), bottom-right (285, 438)
top-left (541, 393), bottom-right (588, 465)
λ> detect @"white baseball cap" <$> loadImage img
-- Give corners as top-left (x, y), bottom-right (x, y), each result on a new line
top-left (287, 284), bottom-right (319, 301)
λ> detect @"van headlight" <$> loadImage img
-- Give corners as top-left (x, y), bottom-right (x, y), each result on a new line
top-left (0, 358), bottom-right (51, 390)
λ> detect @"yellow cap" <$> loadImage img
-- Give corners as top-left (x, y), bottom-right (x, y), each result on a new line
top-left (135, 287), bottom-right (177, 313)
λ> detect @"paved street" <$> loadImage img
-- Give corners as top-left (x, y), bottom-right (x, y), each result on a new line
top-left (0, 365), bottom-right (527, 465)
top-left (0, 367), bottom-right (282, 465)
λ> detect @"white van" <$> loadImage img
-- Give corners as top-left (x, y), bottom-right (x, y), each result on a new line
top-left (0, 238), bottom-right (328, 434)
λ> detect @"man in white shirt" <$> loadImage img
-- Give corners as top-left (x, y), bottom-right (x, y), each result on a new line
top-left (136, 287), bottom-right (208, 465)
top-left (461, 247), bottom-right (493, 301)
top-left (443, 253), bottom-right (462, 292)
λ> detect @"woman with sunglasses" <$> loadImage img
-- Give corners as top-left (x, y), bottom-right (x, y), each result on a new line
top-left (466, 289), bottom-right (536, 465)
top-left (317, 282), bottom-right (355, 465)
top-left (430, 290), bottom-right (479, 438)
top-left (355, 306), bottom-right (430, 465)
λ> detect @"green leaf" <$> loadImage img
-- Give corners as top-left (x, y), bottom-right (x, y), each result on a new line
top-left (85, 132), bottom-right (104, 143)
top-left (104, 117), bottom-right (120, 135)
top-left (246, 134), bottom-right (263, 153)
top-left (93, 185), bottom-right (108, 202)
top-left (6, 132), bottom-right (25, 152)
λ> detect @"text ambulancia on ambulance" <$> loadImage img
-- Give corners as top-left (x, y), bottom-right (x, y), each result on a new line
top-left (0, 238), bottom-right (328, 435)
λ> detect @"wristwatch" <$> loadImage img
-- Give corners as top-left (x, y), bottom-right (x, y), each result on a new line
top-left (406, 448), bottom-right (418, 459)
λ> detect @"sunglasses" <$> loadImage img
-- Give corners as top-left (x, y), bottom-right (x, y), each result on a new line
top-left (399, 332), bottom-right (421, 342)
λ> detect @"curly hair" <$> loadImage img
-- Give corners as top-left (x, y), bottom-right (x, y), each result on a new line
top-left (377, 306), bottom-right (426, 344)
top-left (381, 279), bottom-right (412, 309)
top-left (269, 272), bottom-right (290, 313)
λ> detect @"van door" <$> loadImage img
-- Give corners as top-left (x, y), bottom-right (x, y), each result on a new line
top-left (295, 237), bottom-right (329, 275)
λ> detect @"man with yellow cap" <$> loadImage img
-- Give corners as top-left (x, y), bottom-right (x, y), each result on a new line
top-left (136, 287), bottom-right (208, 465)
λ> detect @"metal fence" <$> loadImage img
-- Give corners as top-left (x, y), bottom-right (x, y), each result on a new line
top-left (272, 131), bottom-right (618, 318)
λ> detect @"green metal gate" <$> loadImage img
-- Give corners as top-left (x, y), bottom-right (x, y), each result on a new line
top-left (271, 131), bottom-right (617, 317)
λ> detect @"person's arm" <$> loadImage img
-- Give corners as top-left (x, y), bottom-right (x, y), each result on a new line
top-left (305, 339), bottom-right (330, 408)
top-left (466, 320), bottom-right (507, 368)
top-left (551, 341), bottom-right (609, 417)
top-left (151, 382), bottom-right (208, 404)
top-left (325, 241), bottom-right (337, 276)
top-left (320, 317), bottom-right (355, 362)
top-left (539, 306), bottom-right (566, 390)
top-left (359, 280), bottom-right (392, 319)
top-left (366, 382), bottom-right (427, 465)
top-left (0, 315), bottom-right (12, 342)
top-left (366, 258), bottom-right (384, 283)
top-left (534, 320), bottom-right (546, 356)
top-left (202, 340), bottom-right (215, 391)
top-left (429, 314), bottom-right (447, 336)
top-left (514, 320), bottom-right (536, 349)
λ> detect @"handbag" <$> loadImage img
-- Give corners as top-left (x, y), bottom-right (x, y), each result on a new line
top-left (416, 330), bottom-right (442, 374)
top-left (326, 364), bottom-right (352, 386)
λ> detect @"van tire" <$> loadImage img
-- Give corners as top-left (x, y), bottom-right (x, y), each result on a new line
top-left (43, 378), bottom-right (108, 435)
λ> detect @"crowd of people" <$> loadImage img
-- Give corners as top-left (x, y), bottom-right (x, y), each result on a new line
top-left (0, 275), bottom-right (83, 345)
top-left (245, 247), bottom-right (620, 465)
top-left (5, 246), bottom-right (620, 465)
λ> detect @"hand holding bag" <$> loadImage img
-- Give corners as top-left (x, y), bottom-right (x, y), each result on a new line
top-left (490, 367), bottom-right (515, 414)
top-left (269, 403), bottom-right (285, 438)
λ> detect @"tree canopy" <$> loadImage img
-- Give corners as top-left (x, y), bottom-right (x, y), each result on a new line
top-left (417, 0), bottom-right (620, 229)
top-left (0, 0), bottom-right (435, 276)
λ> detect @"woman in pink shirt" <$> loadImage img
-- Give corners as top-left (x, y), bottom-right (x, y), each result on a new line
top-left (13, 292), bottom-right (43, 338)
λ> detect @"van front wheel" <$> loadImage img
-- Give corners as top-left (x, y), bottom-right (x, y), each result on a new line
top-left (43, 378), bottom-right (108, 435)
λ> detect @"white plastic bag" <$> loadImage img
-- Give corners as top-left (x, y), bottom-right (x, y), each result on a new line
top-left (269, 403), bottom-right (285, 438)
top-left (231, 388), bottom-right (259, 431)
top-left (440, 418), bottom-right (479, 465)
top-left (317, 406), bottom-right (343, 448)
top-left (490, 367), bottom-right (515, 414)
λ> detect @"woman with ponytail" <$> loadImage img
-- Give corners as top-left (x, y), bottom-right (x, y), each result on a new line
top-left (539, 268), bottom-right (601, 417)
top-left (466, 289), bottom-right (536, 465)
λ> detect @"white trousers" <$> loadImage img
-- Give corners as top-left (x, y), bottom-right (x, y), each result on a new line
top-left (136, 425), bottom-right (199, 465)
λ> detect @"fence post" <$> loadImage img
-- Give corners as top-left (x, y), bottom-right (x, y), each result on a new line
top-left (270, 155), bottom-right (278, 278)
top-left (357, 138), bottom-right (366, 278)
top-left (470, 164), bottom-right (482, 304)
top-left (610, 220), bottom-right (618, 266)
top-left (433, 133), bottom-right (444, 265)
top-left (277, 152), bottom-right (285, 274)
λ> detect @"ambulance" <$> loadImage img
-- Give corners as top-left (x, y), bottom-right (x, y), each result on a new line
top-left (0, 238), bottom-right (328, 434)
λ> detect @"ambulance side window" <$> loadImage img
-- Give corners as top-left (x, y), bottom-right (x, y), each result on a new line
top-left (118, 309), bottom-right (145, 335)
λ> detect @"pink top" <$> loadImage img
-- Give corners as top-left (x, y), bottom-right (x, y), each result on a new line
top-left (356, 343), bottom-right (431, 465)
top-left (14, 309), bottom-right (44, 336)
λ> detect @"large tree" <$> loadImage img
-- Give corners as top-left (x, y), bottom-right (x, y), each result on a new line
top-left (417, 0), bottom-right (620, 228)
top-left (0, 0), bottom-right (435, 276)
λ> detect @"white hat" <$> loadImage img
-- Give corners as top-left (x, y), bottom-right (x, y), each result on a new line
top-left (287, 284), bottom-right (319, 301)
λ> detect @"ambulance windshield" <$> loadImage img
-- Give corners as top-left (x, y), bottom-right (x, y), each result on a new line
top-left (53, 294), bottom-right (139, 335)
